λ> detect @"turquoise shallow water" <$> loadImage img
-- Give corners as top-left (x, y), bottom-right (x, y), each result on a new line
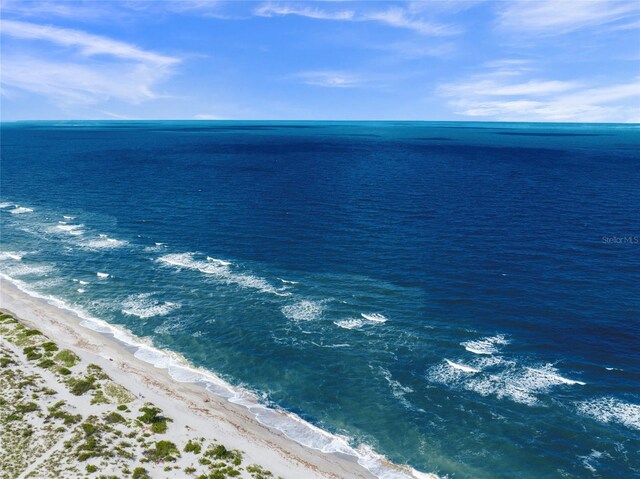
top-left (1, 121), bottom-right (639, 478)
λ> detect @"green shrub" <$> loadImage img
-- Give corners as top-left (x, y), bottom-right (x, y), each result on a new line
top-left (138, 405), bottom-right (172, 434)
top-left (58, 367), bottom-right (72, 375)
top-left (246, 464), bottom-right (274, 478)
top-left (54, 349), bottom-right (80, 367)
top-left (91, 390), bottom-right (110, 405)
top-left (87, 363), bottom-right (109, 379)
top-left (17, 402), bottom-right (39, 413)
top-left (117, 404), bottom-right (128, 411)
top-left (205, 444), bottom-right (242, 464)
top-left (68, 377), bottom-right (96, 395)
top-left (24, 329), bottom-right (43, 336)
top-left (184, 439), bottom-right (202, 454)
top-left (137, 406), bottom-right (162, 423)
top-left (0, 356), bottom-right (15, 367)
top-left (104, 412), bottom-right (126, 424)
top-left (151, 421), bottom-right (168, 434)
top-left (132, 467), bottom-right (150, 479)
top-left (23, 346), bottom-right (43, 360)
top-left (37, 359), bottom-right (55, 368)
top-left (41, 341), bottom-right (59, 352)
top-left (7, 402), bottom-right (39, 421)
top-left (86, 464), bottom-right (98, 473)
top-left (143, 441), bottom-right (180, 462)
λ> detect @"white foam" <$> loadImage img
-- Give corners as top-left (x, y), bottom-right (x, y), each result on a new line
top-left (525, 367), bottom-right (586, 386)
top-left (77, 288), bottom-right (85, 293)
top-left (207, 256), bottom-right (231, 266)
top-left (380, 367), bottom-right (416, 411)
top-left (361, 313), bottom-right (388, 323)
top-left (0, 273), bottom-right (440, 479)
top-left (578, 450), bottom-right (606, 474)
top-left (10, 206), bottom-right (33, 214)
top-left (2, 263), bottom-right (54, 277)
top-left (428, 360), bottom-right (586, 406)
top-left (0, 202), bottom-right (14, 209)
top-left (63, 215), bottom-right (74, 220)
top-left (144, 243), bottom-right (166, 252)
top-left (445, 359), bottom-right (480, 373)
top-left (0, 252), bottom-right (24, 261)
top-left (335, 318), bottom-right (366, 330)
top-left (576, 397), bottom-right (640, 431)
top-left (56, 223), bottom-right (83, 232)
top-left (279, 278), bottom-right (299, 285)
top-left (462, 334), bottom-right (509, 355)
top-left (84, 236), bottom-right (128, 249)
top-left (158, 252), bottom-right (279, 294)
top-left (79, 280), bottom-right (89, 285)
top-left (96, 272), bottom-right (109, 278)
top-left (281, 300), bottom-right (323, 321)
top-left (134, 345), bottom-right (172, 369)
top-left (53, 223), bottom-right (84, 235)
top-left (122, 293), bottom-right (180, 319)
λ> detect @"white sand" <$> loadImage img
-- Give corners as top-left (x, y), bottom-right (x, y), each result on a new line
top-left (0, 279), bottom-right (397, 479)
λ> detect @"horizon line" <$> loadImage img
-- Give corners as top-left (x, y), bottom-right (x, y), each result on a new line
top-left (2, 119), bottom-right (639, 125)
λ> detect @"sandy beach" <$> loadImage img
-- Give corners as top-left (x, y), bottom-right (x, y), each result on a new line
top-left (0, 278), bottom-right (399, 479)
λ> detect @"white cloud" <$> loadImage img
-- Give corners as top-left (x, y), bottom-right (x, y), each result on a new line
top-left (254, 3), bottom-right (355, 20)
top-left (0, 20), bottom-right (179, 108)
top-left (497, 0), bottom-right (640, 35)
top-left (295, 71), bottom-right (362, 88)
top-left (0, 0), bottom-right (226, 20)
top-left (0, 0), bottom-right (112, 20)
top-left (1, 57), bottom-right (161, 105)
top-left (254, 2), bottom-right (461, 35)
top-left (1, 20), bottom-right (178, 67)
top-left (364, 7), bottom-right (461, 36)
top-left (439, 63), bottom-right (640, 122)
top-left (442, 79), bottom-right (580, 97)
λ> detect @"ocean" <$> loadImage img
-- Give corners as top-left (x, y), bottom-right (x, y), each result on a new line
top-left (1, 121), bottom-right (638, 479)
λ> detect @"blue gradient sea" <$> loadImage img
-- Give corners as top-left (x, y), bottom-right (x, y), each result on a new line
top-left (1, 121), bottom-right (638, 479)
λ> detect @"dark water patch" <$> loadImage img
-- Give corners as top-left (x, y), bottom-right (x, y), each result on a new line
top-left (178, 140), bottom-right (369, 156)
top-left (403, 142), bottom-right (568, 160)
top-left (411, 137), bottom-right (454, 141)
top-left (494, 132), bottom-right (607, 137)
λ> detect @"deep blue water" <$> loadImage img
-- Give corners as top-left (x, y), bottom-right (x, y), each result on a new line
top-left (1, 121), bottom-right (639, 479)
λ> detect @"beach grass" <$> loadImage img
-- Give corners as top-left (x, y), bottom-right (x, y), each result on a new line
top-left (0, 311), bottom-right (282, 479)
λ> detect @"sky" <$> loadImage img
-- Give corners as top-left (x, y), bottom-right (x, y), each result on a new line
top-left (1, 0), bottom-right (639, 122)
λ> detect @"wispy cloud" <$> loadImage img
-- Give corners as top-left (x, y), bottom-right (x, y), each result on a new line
top-left (0, 20), bottom-right (180, 107)
top-left (497, 0), bottom-right (640, 35)
top-left (364, 7), bottom-right (461, 36)
top-left (254, 2), bottom-right (461, 35)
top-left (1, 19), bottom-right (178, 66)
top-left (0, 0), bottom-right (227, 20)
top-left (439, 62), bottom-right (640, 122)
top-left (372, 40), bottom-right (456, 59)
top-left (442, 79), bottom-right (580, 97)
top-left (295, 71), bottom-right (362, 88)
top-left (0, 0), bottom-right (112, 20)
top-left (255, 3), bottom-right (355, 21)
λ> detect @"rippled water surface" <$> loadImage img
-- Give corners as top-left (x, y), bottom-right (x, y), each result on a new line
top-left (1, 121), bottom-right (639, 478)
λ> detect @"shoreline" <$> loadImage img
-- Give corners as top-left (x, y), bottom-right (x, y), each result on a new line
top-left (0, 277), bottom-right (436, 479)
